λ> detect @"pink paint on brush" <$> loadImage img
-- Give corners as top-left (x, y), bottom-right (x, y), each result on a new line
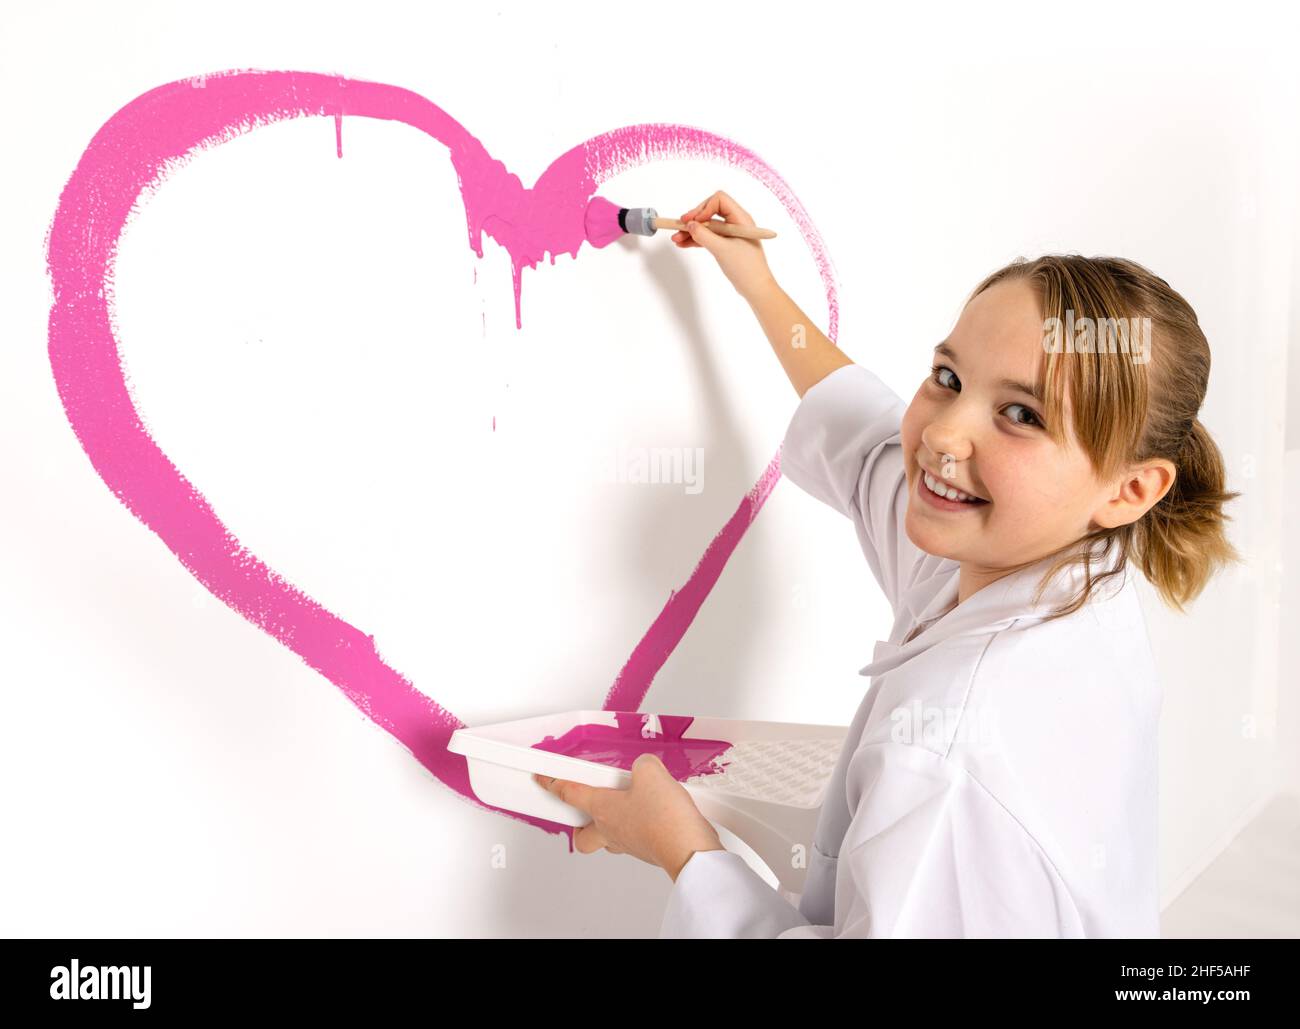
top-left (533, 712), bottom-right (734, 780)
top-left (44, 69), bottom-right (838, 850)
top-left (582, 196), bottom-right (627, 249)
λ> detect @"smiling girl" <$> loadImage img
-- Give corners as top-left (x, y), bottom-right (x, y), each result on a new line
top-left (536, 190), bottom-right (1242, 938)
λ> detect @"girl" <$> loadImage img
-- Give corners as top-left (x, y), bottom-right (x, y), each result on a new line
top-left (535, 191), bottom-right (1242, 938)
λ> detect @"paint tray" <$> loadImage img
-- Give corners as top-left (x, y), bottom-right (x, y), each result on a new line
top-left (447, 709), bottom-right (848, 893)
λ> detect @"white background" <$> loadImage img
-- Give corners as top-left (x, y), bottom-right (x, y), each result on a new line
top-left (1, 0), bottom-right (1296, 936)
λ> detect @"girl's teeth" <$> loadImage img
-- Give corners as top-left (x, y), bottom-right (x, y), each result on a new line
top-left (924, 471), bottom-right (980, 503)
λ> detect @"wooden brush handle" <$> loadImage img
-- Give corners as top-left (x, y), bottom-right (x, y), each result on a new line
top-left (654, 216), bottom-right (777, 240)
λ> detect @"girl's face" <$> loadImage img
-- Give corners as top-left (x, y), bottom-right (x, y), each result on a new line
top-left (899, 278), bottom-right (1115, 587)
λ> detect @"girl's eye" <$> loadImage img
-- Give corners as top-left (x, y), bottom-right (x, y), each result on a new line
top-left (1005, 403), bottom-right (1043, 428)
top-left (930, 364), bottom-right (1045, 429)
top-left (929, 364), bottom-right (958, 390)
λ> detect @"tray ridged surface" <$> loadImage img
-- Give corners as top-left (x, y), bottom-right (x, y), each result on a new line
top-left (683, 737), bottom-right (843, 807)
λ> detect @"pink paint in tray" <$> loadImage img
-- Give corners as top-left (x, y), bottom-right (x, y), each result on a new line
top-left (447, 709), bottom-right (848, 893)
top-left (531, 711), bottom-right (733, 779)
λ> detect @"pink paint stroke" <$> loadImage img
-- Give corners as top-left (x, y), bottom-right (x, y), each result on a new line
top-left (44, 68), bottom-right (839, 846)
top-left (603, 450), bottom-right (782, 711)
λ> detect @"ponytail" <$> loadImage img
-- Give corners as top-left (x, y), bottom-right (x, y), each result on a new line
top-left (1134, 418), bottom-right (1242, 612)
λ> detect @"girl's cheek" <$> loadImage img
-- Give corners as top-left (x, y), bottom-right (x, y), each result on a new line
top-left (900, 395), bottom-right (929, 449)
top-left (900, 421), bottom-right (921, 457)
top-left (988, 435), bottom-right (1062, 502)
top-left (997, 463), bottom-right (1055, 508)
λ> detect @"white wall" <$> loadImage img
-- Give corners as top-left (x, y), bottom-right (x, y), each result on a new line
top-left (0, 0), bottom-right (1293, 935)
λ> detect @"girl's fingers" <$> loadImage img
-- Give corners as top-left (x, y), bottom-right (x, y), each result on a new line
top-left (683, 196), bottom-right (713, 218)
top-left (681, 196), bottom-right (717, 224)
top-left (574, 822), bottom-right (609, 854)
top-left (722, 194), bottom-right (754, 224)
top-left (680, 191), bottom-right (756, 230)
top-left (716, 192), bottom-right (754, 225)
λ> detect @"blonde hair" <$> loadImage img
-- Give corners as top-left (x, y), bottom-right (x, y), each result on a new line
top-left (964, 254), bottom-right (1243, 620)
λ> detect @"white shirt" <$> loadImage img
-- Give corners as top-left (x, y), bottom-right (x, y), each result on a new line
top-left (659, 363), bottom-right (1162, 938)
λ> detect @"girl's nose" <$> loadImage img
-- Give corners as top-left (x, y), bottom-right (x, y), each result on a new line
top-left (922, 426), bottom-right (971, 463)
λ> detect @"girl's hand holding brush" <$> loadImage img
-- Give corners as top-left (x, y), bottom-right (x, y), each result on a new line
top-left (671, 191), bottom-right (777, 303)
top-left (674, 189), bottom-right (853, 398)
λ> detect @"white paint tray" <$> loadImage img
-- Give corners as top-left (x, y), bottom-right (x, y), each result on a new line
top-left (447, 709), bottom-right (848, 893)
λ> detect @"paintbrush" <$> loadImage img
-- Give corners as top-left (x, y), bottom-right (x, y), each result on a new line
top-left (583, 196), bottom-right (777, 248)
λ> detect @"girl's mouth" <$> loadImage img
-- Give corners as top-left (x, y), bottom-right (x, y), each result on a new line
top-left (918, 470), bottom-right (991, 512)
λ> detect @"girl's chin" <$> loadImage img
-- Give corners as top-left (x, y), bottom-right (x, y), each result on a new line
top-left (904, 514), bottom-right (965, 558)
top-left (904, 501), bottom-right (996, 555)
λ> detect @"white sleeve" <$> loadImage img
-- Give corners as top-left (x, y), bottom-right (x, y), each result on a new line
top-left (659, 741), bottom-right (1086, 938)
top-left (779, 363), bottom-right (928, 610)
top-left (658, 848), bottom-right (832, 938)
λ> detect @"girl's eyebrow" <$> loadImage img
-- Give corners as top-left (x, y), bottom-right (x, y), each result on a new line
top-left (933, 341), bottom-right (1045, 404)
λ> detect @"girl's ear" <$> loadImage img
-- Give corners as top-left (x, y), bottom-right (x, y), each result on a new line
top-left (1134, 458), bottom-right (1178, 513)
top-left (1093, 459), bottom-right (1177, 530)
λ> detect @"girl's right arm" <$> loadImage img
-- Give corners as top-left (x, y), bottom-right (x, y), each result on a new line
top-left (673, 190), bottom-right (854, 398)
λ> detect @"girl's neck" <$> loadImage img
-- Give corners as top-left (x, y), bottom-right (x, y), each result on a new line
top-left (957, 561), bottom-right (1020, 606)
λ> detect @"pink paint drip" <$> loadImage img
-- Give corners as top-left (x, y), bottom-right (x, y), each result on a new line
top-left (44, 69), bottom-right (838, 850)
top-left (533, 712), bottom-right (734, 780)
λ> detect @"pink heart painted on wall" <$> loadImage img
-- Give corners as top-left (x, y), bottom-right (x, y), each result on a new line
top-left (45, 68), bottom-right (840, 848)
